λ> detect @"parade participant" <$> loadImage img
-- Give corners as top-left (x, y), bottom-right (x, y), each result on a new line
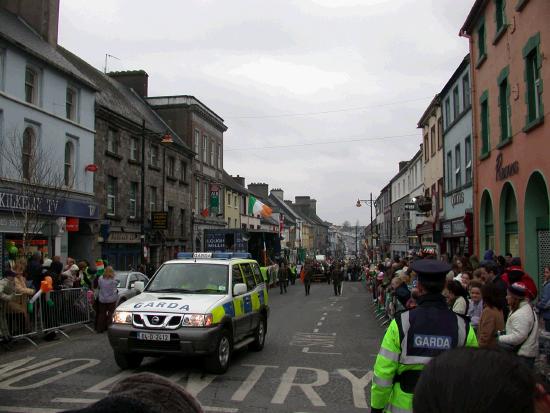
top-left (303, 260), bottom-right (313, 296)
top-left (370, 259), bottom-right (478, 413)
top-left (331, 262), bottom-right (344, 296)
top-left (278, 262), bottom-right (288, 294)
top-left (96, 266), bottom-right (119, 333)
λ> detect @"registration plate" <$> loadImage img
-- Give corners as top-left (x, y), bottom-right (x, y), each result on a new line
top-left (137, 332), bottom-right (170, 341)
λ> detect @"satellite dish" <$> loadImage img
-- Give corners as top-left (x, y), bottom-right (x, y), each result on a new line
top-left (242, 231), bottom-right (251, 242)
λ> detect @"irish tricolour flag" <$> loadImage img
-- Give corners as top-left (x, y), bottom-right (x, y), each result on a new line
top-left (249, 195), bottom-right (273, 218)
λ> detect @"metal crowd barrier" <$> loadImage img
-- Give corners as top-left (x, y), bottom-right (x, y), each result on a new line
top-left (0, 287), bottom-right (94, 346)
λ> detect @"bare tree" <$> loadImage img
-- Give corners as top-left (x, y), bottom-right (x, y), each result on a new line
top-left (0, 128), bottom-right (75, 256)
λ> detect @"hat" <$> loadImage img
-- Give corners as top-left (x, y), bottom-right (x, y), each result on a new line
top-left (511, 257), bottom-right (522, 267)
top-left (4, 269), bottom-right (16, 277)
top-left (70, 264), bottom-right (80, 272)
top-left (410, 259), bottom-right (452, 279)
top-left (508, 282), bottom-right (527, 298)
top-left (377, 272), bottom-right (384, 280)
top-left (42, 258), bottom-right (52, 268)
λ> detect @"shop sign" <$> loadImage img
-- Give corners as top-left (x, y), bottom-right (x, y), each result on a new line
top-left (451, 191), bottom-right (464, 207)
top-left (442, 221), bottom-right (452, 237)
top-left (496, 153), bottom-right (519, 181)
top-left (204, 230), bottom-right (247, 252)
top-left (0, 190), bottom-right (99, 219)
top-left (210, 184), bottom-right (219, 215)
top-left (151, 212), bottom-right (168, 230)
top-left (66, 217), bottom-right (79, 232)
top-left (452, 218), bottom-right (466, 236)
top-left (404, 203), bottom-right (416, 211)
top-left (107, 232), bottom-right (141, 244)
top-left (0, 216), bottom-right (46, 233)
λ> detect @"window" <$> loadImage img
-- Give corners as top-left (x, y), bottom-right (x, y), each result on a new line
top-left (495, 0), bottom-right (506, 33)
top-left (150, 145), bottom-right (159, 167)
top-left (64, 141), bottom-right (74, 187)
top-left (227, 192), bottom-right (231, 207)
top-left (22, 127), bottom-right (35, 180)
top-left (0, 50), bottom-right (4, 90)
top-left (465, 136), bottom-right (472, 184)
top-left (430, 126), bottom-right (436, 156)
top-left (444, 98), bottom-right (451, 128)
top-left (202, 136), bottom-right (208, 163)
top-left (447, 151), bottom-right (453, 191)
top-left (217, 144), bottom-right (222, 169)
top-left (437, 179), bottom-right (444, 211)
top-left (149, 186), bottom-right (157, 212)
top-left (241, 263), bottom-right (257, 291)
top-left (234, 195), bottom-right (237, 208)
top-left (232, 265), bottom-right (244, 286)
top-left (210, 140), bottom-right (215, 166)
top-left (228, 217), bottom-right (231, 227)
top-left (437, 117), bottom-right (443, 149)
top-left (129, 182), bottom-right (137, 218)
top-left (195, 179), bottom-right (200, 213)
top-left (107, 129), bottom-right (118, 154)
top-left (168, 206), bottom-right (174, 236)
top-left (180, 160), bottom-right (186, 181)
top-left (168, 156), bottom-right (175, 177)
top-left (203, 182), bottom-right (208, 212)
top-left (66, 87), bottom-right (77, 120)
top-left (194, 129), bottom-right (200, 159)
top-left (107, 176), bottom-right (117, 215)
top-left (453, 86), bottom-right (460, 119)
top-left (423, 134), bottom-right (429, 162)
top-left (234, 218), bottom-right (238, 228)
top-left (523, 33), bottom-right (543, 127)
top-left (477, 21), bottom-right (486, 61)
top-left (25, 67), bottom-right (38, 104)
top-left (463, 74), bottom-right (470, 108)
top-left (180, 209), bottom-right (186, 236)
top-left (498, 67), bottom-right (511, 141)
top-left (455, 144), bottom-right (462, 188)
top-left (130, 137), bottom-right (138, 161)
top-left (480, 91), bottom-right (490, 155)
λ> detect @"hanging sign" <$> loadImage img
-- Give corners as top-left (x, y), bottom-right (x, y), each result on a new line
top-left (66, 217), bottom-right (79, 232)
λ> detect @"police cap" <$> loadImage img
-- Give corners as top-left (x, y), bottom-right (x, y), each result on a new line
top-left (410, 259), bottom-right (451, 279)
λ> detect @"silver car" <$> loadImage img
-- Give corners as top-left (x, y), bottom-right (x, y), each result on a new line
top-left (115, 271), bottom-right (149, 306)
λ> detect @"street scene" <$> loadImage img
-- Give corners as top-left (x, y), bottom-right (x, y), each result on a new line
top-left (1, 0), bottom-right (550, 412)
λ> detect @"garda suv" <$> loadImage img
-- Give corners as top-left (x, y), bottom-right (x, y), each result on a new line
top-left (108, 252), bottom-right (269, 374)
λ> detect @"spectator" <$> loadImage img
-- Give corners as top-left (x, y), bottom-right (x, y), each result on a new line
top-left (96, 266), bottom-right (119, 333)
top-left (537, 266), bottom-right (550, 333)
top-left (502, 260), bottom-right (538, 301)
top-left (498, 282), bottom-right (539, 368)
top-left (479, 261), bottom-right (508, 319)
top-left (483, 249), bottom-right (495, 263)
top-left (61, 264), bottom-right (80, 289)
top-left (447, 280), bottom-right (469, 316)
top-left (26, 252), bottom-right (42, 291)
top-left (0, 269), bottom-right (17, 347)
top-left (50, 256), bottom-right (64, 289)
top-left (469, 255), bottom-right (480, 271)
top-left (467, 281), bottom-right (483, 331)
top-left (413, 347), bottom-right (545, 413)
top-left (505, 252), bottom-right (513, 267)
top-left (496, 255), bottom-right (507, 276)
top-left (472, 268), bottom-right (483, 284)
top-left (394, 274), bottom-right (411, 309)
top-left (478, 282), bottom-right (505, 348)
top-left (64, 257), bottom-right (76, 272)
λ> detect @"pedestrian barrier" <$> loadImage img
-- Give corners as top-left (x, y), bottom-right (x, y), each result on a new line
top-left (0, 293), bottom-right (40, 346)
top-left (1, 288), bottom-right (94, 346)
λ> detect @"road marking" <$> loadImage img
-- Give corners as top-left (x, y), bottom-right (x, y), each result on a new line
top-left (231, 365), bottom-right (278, 402)
top-left (317, 322), bottom-right (322, 326)
top-left (52, 398), bottom-right (99, 404)
top-left (0, 357), bottom-right (62, 381)
top-left (0, 406), bottom-right (61, 413)
top-left (323, 312), bottom-right (328, 316)
top-left (84, 370), bottom-right (135, 394)
top-left (168, 372), bottom-right (217, 397)
top-left (0, 358), bottom-right (100, 390)
top-left (313, 328), bottom-right (319, 333)
top-left (302, 348), bottom-right (341, 355)
top-left (272, 367), bottom-right (329, 407)
top-left (337, 369), bottom-right (373, 409)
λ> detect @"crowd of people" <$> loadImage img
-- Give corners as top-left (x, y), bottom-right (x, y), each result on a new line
top-left (0, 254), bottom-right (121, 348)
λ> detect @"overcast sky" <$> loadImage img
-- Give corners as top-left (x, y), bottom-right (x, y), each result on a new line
top-left (58, 0), bottom-right (473, 226)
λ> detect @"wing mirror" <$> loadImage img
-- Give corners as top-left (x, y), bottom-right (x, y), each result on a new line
top-left (233, 283), bottom-right (247, 296)
top-left (133, 281), bottom-right (145, 292)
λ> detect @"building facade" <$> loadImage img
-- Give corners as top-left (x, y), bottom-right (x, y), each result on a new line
top-left (441, 55), bottom-right (474, 257)
top-left (390, 162), bottom-right (410, 258)
top-left (406, 149), bottom-right (424, 252)
top-left (462, 0), bottom-right (550, 288)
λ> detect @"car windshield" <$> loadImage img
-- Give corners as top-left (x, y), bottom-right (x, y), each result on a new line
top-left (146, 263), bottom-right (228, 294)
top-left (114, 273), bottom-right (128, 288)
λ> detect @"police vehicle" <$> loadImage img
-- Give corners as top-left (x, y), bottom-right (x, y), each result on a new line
top-left (108, 252), bottom-right (269, 374)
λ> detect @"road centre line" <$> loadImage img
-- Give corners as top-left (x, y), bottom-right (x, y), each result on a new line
top-left (0, 407), bottom-right (62, 413)
top-left (320, 317), bottom-right (326, 321)
top-left (52, 398), bottom-right (98, 404)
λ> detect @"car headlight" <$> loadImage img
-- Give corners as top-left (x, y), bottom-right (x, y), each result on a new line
top-left (182, 313), bottom-right (213, 327)
top-left (113, 311), bottom-right (132, 324)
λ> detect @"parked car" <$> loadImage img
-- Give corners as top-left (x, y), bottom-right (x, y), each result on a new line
top-left (115, 271), bottom-right (149, 306)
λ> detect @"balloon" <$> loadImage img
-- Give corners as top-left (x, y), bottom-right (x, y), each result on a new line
top-left (41, 276), bottom-right (53, 293)
top-left (28, 302), bottom-right (34, 313)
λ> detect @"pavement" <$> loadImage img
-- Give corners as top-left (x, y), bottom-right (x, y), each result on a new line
top-left (0, 280), bottom-right (384, 413)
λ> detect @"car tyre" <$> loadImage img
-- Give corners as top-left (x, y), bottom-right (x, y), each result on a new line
top-left (205, 329), bottom-right (232, 374)
top-left (114, 351), bottom-right (143, 370)
top-left (249, 315), bottom-right (266, 352)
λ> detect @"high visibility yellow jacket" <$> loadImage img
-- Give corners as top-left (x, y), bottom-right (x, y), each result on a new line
top-left (371, 294), bottom-right (478, 413)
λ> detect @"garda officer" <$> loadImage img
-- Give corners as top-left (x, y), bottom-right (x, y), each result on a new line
top-left (370, 259), bottom-right (478, 413)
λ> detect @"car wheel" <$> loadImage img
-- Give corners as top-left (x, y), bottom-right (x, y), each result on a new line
top-left (205, 329), bottom-right (232, 374)
top-left (114, 351), bottom-right (143, 370)
top-left (249, 315), bottom-right (266, 352)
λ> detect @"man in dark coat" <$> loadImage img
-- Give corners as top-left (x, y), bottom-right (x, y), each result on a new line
top-left (26, 252), bottom-right (42, 290)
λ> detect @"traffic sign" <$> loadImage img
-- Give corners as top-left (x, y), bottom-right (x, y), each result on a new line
top-left (404, 203), bottom-right (416, 211)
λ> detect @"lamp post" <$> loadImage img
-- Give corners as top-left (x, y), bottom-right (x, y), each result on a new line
top-left (140, 119), bottom-right (173, 269)
top-left (356, 192), bottom-right (374, 261)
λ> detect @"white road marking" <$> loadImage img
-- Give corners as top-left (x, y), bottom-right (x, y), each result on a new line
top-left (323, 312), bottom-right (328, 316)
top-left (0, 357), bottom-right (62, 381)
top-left (313, 328), bottom-right (319, 333)
top-left (231, 365), bottom-right (278, 402)
top-left (51, 398), bottom-right (99, 404)
top-left (302, 348), bottom-right (342, 355)
top-left (272, 367), bottom-right (329, 407)
top-left (337, 369), bottom-right (373, 409)
top-left (84, 370), bottom-right (135, 394)
top-left (0, 358), bottom-right (100, 390)
top-left (0, 406), bottom-right (61, 413)
top-left (320, 317), bottom-right (326, 321)
top-left (317, 322), bottom-right (322, 326)
top-left (302, 347), bottom-right (310, 353)
top-left (168, 372), bottom-right (217, 397)
top-left (203, 407), bottom-right (239, 413)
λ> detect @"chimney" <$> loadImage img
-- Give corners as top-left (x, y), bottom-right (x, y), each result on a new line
top-left (1, 0), bottom-right (60, 46)
top-left (108, 70), bottom-right (149, 98)
top-left (309, 199), bottom-right (317, 214)
top-left (247, 183), bottom-right (269, 199)
top-left (284, 200), bottom-right (294, 208)
top-left (270, 188), bottom-right (284, 200)
top-left (232, 175), bottom-right (245, 188)
top-left (295, 196), bottom-right (310, 205)
top-left (399, 161), bottom-right (408, 171)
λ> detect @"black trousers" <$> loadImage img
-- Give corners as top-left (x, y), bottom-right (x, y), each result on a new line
top-left (333, 281), bottom-right (342, 296)
top-left (280, 280), bottom-right (287, 293)
top-left (304, 281), bottom-right (311, 295)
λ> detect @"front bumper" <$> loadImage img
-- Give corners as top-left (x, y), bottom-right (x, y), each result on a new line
top-left (108, 323), bottom-right (224, 356)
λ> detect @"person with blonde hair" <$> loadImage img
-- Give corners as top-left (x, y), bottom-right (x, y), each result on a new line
top-left (96, 266), bottom-right (119, 333)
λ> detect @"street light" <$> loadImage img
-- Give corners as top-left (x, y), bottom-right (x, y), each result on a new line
top-left (356, 192), bottom-right (375, 262)
top-left (140, 119), bottom-right (173, 269)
